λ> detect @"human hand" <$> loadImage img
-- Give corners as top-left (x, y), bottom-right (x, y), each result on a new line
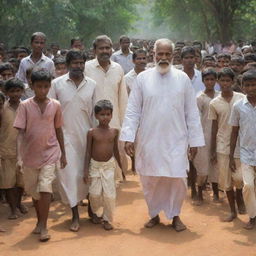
top-left (83, 172), bottom-right (91, 184)
top-left (229, 157), bottom-right (236, 172)
top-left (60, 154), bottom-right (67, 169)
top-left (189, 147), bottom-right (198, 161)
top-left (125, 142), bottom-right (135, 157)
top-left (16, 159), bottom-right (23, 174)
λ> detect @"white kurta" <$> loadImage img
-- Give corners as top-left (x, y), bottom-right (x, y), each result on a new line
top-left (49, 73), bottom-right (96, 207)
top-left (120, 67), bottom-right (205, 177)
top-left (120, 67), bottom-right (204, 219)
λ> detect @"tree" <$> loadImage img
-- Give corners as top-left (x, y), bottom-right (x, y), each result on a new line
top-left (0, 0), bottom-right (140, 48)
top-left (153, 0), bottom-right (256, 43)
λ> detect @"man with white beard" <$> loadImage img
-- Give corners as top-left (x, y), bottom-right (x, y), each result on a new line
top-left (120, 39), bottom-right (205, 231)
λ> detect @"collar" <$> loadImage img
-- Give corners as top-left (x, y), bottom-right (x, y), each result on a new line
top-left (94, 58), bottom-right (115, 70)
top-left (116, 49), bottom-right (133, 56)
top-left (66, 72), bottom-right (87, 84)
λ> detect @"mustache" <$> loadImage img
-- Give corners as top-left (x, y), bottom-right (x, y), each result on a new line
top-left (157, 60), bottom-right (170, 65)
top-left (100, 53), bottom-right (110, 58)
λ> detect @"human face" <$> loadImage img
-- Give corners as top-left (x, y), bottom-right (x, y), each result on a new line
top-left (68, 58), bottom-right (85, 78)
top-left (230, 61), bottom-right (244, 74)
top-left (218, 75), bottom-right (233, 93)
top-left (203, 60), bottom-right (216, 68)
top-left (195, 52), bottom-right (202, 66)
top-left (1, 70), bottom-right (14, 81)
top-left (203, 74), bottom-right (216, 90)
top-left (134, 53), bottom-right (147, 71)
top-left (217, 57), bottom-right (230, 68)
top-left (95, 41), bottom-right (112, 62)
top-left (154, 44), bottom-right (173, 74)
top-left (17, 52), bottom-right (28, 61)
top-left (72, 40), bottom-right (84, 51)
top-left (120, 38), bottom-right (130, 52)
top-left (55, 63), bottom-right (68, 77)
top-left (32, 80), bottom-right (51, 100)
top-left (242, 79), bottom-right (256, 98)
top-left (31, 36), bottom-right (45, 54)
top-left (6, 88), bottom-right (23, 103)
top-left (182, 53), bottom-right (195, 69)
top-left (95, 109), bottom-right (112, 127)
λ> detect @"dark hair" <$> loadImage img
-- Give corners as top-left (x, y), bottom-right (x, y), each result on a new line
top-left (194, 47), bottom-right (202, 57)
top-left (70, 38), bottom-right (82, 47)
top-left (202, 68), bottom-right (217, 80)
top-left (4, 78), bottom-right (24, 91)
top-left (181, 46), bottom-right (196, 59)
top-left (0, 91), bottom-right (5, 102)
top-left (54, 56), bottom-right (66, 65)
top-left (202, 55), bottom-right (215, 63)
top-left (0, 62), bottom-right (14, 74)
top-left (66, 49), bottom-right (86, 65)
top-left (216, 53), bottom-right (231, 60)
top-left (192, 41), bottom-right (202, 48)
top-left (242, 70), bottom-right (256, 84)
top-left (244, 53), bottom-right (256, 63)
top-left (31, 69), bottom-right (51, 84)
top-left (94, 100), bottom-right (113, 114)
top-left (16, 47), bottom-right (29, 56)
top-left (217, 67), bottom-right (235, 80)
top-left (119, 35), bottom-right (130, 43)
top-left (31, 32), bottom-right (46, 43)
top-left (132, 49), bottom-right (147, 60)
top-left (230, 55), bottom-right (245, 65)
top-left (93, 35), bottom-right (112, 50)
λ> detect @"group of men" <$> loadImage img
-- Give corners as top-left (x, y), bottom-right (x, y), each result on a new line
top-left (0, 31), bottom-right (256, 237)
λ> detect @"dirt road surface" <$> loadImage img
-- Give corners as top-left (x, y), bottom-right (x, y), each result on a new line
top-left (1, 174), bottom-right (256, 256)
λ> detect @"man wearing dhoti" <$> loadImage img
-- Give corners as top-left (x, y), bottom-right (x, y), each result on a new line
top-left (49, 49), bottom-right (96, 231)
top-left (120, 39), bottom-right (205, 232)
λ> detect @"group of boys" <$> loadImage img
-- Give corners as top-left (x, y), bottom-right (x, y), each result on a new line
top-left (0, 32), bottom-right (256, 242)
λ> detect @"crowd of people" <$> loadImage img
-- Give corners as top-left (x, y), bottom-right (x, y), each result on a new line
top-left (0, 32), bottom-right (256, 242)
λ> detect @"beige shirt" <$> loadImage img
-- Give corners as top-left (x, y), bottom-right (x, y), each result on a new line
top-left (0, 101), bottom-right (18, 158)
top-left (84, 58), bottom-right (128, 129)
top-left (208, 92), bottom-right (245, 156)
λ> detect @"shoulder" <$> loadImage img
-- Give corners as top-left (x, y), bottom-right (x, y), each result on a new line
top-left (233, 91), bottom-right (245, 100)
top-left (85, 76), bottom-right (97, 87)
top-left (42, 54), bottom-right (54, 64)
top-left (85, 59), bottom-right (96, 68)
top-left (209, 95), bottom-right (220, 107)
top-left (19, 56), bottom-right (30, 66)
top-left (49, 98), bottom-right (61, 107)
top-left (110, 61), bottom-right (123, 72)
top-left (112, 50), bottom-right (121, 56)
top-left (233, 98), bottom-right (244, 109)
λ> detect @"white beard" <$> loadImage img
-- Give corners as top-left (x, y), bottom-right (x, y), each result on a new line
top-left (156, 63), bottom-right (171, 75)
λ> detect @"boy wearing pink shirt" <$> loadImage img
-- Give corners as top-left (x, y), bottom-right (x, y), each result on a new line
top-left (14, 69), bottom-right (67, 242)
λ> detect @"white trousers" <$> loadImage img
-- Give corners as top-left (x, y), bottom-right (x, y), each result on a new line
top-left (241, 163), bottom-right (256, 218)
top-left (140, 175), bottom-right (187, 220)
top-left (89, 157), bottom-right (116, 222)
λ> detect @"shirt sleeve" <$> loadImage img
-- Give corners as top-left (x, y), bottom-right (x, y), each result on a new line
top-left (15, 60), bottom-right (27, 83)
top-left (229, 103), bottom-right (240, 126)
top-left (118, 71), bottom-right (128, 126)
top-left (119, 75), bottom-right (143, 142)
top-left (13, 103), bottom-right (26, 130)
top-left (208, 101), bottom-right (217, 120)
top-left (54, 102), bottom-right (63, 129)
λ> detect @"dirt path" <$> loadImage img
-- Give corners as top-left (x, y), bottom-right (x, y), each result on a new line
top-left (1, 174), bottom-right (256, 256)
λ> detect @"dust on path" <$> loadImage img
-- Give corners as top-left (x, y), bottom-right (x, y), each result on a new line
top-left (1, 174), bottom-right (256, 256)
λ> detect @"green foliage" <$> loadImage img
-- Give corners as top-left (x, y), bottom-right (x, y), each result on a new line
top-left (0, 0), bottom-right (140, 48)
top-left (153, 0), bottom-right (256, 42)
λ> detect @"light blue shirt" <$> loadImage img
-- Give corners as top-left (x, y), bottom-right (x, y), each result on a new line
top-left (229, 97), bottom-right (256, 166)
top-left (111, 49), bottom-right (134, 74)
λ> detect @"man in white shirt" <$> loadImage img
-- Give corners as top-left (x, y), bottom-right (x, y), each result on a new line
top-left (85, 35), bottom-right (128, 183)
top-left (111, 35), bottom-right (134, 74)
top-left (120, 39), bottom-right (205, 232)
top-left (125, 49), bottom-right (147, 94)
top-left (49, 49), bottom-right (96, 232)
top-left (16, 32), bottom-right (55, 83)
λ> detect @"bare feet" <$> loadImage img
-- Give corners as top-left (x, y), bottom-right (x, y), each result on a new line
top-left (91, 213), bottom-right (102, 224)
top-left (244, 217), bottom-right (256, 230)
top-left (32, 225), bottom-right (41, 234)
top-left (8, 213), bottom-right (19, 220)
top-left (223, 212), bottom-right (237, 222)
top-left (144, 215), bottom-right (160, 228)
top-left (103, 221), bottom-right (113, 231)
top-left (172, 216), bottom-right (187, 232)
top-left (39, 229), bottom-right (51, 242)
top-left (18, 204), bottom-right (28, 214)
top-left (70, 219), bottom-right (80, 232)
top-left (0, 227), bottom-right (6, 232)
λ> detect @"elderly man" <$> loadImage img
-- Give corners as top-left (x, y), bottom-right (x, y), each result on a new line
top-left (85, 35), bottom-right (128, 183)
top-left (49, 49), bottom-right (96, 232)
top-left (120, 39), bottom-right (205, 232)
